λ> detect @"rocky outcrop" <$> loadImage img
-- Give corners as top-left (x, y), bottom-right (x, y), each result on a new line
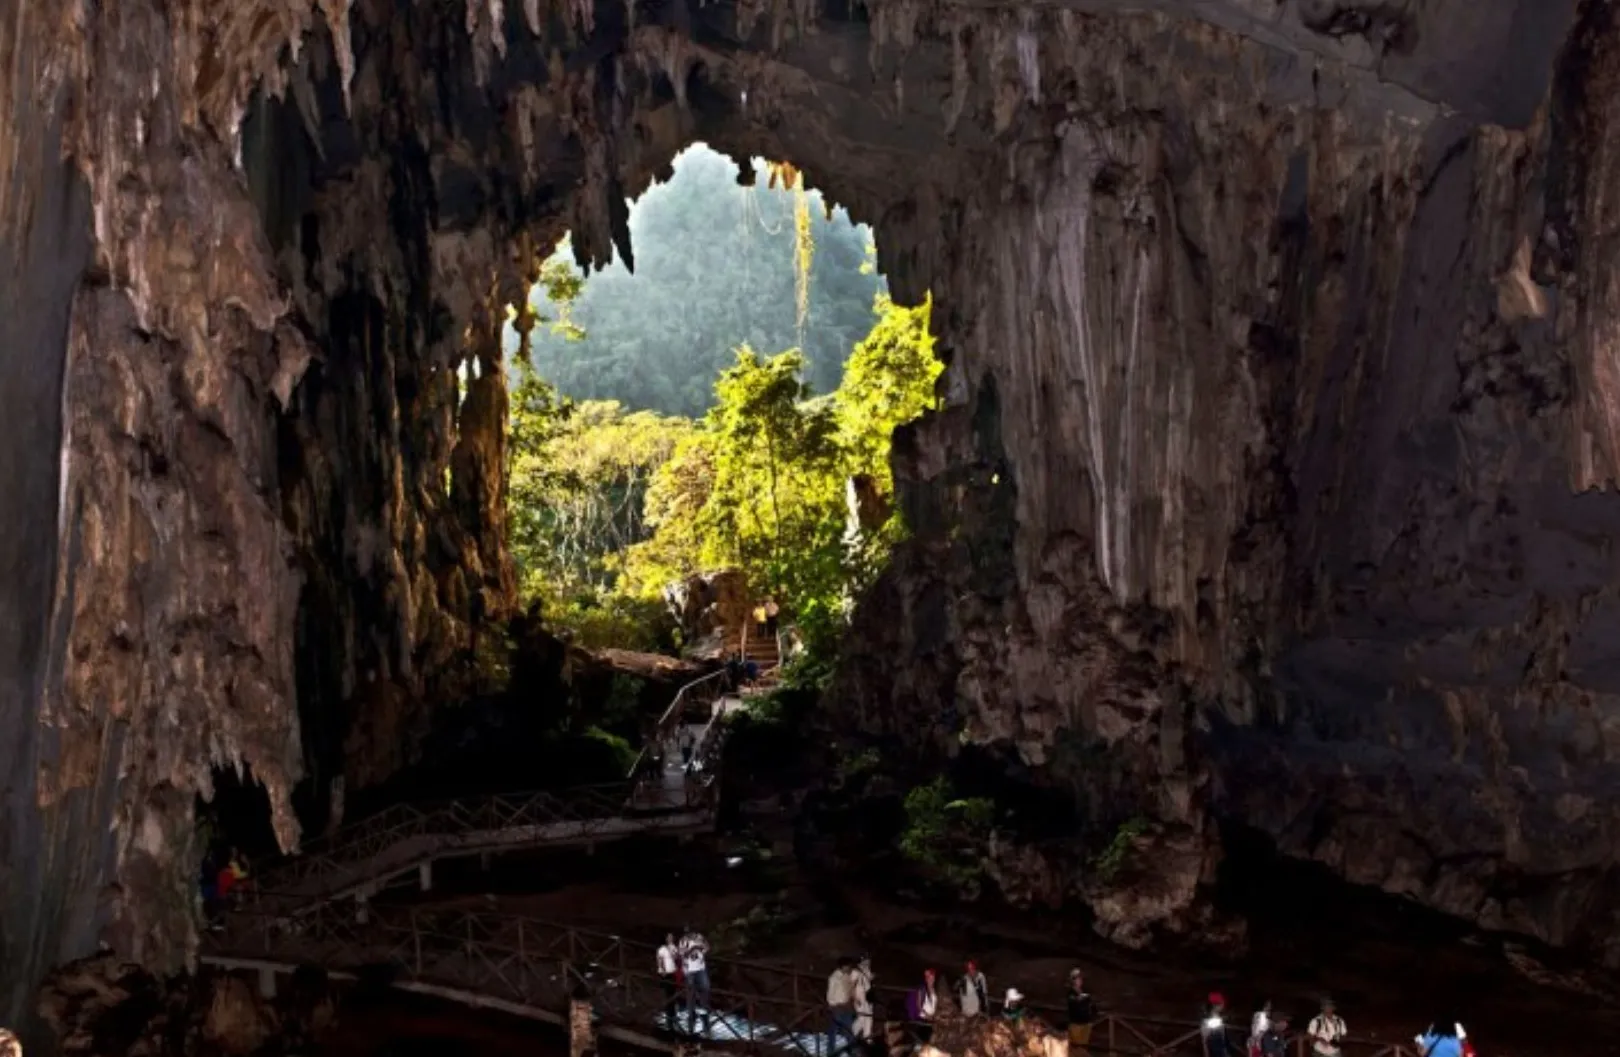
top-left (38, 956), bottom-right (335, 1057)
top-left (667, 569), bottom-right (753, 657)
top-left (6, 0), bottom-right (1620, 1030)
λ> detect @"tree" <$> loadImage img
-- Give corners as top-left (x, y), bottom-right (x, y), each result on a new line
top-left (837, 293), bottom-right (941, 490)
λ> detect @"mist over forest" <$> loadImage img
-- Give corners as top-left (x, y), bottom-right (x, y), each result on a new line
top-left (509, 144), bottom-right (886, 416)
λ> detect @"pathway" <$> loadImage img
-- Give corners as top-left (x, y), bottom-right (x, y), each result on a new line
top-left (200, 906), bottom-right (1418, 1057)
top-left (247, 671), bottom-right (740, 913)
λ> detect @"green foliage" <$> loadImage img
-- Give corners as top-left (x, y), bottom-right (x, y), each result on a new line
top-left (837, 293), bottom-right (941, 490)
top-left (581, 725), bottom-right (638, 775)
top-left (504, 182), bottom-right (939, 661)
top-left (508, 377), bottom-right (692, 645)
top-left (620, 293), bottom-right (938, 646)
top-left (1092, 816), bottom-right (1150, 882)
top-left (835, 746), bottom-right (881, 784)
top-left (601, 673), bottom-right (646, 730)
top-left (513, 146), bottom-right (885, 415)
top-left (898, 777), bottom-right (996, 890)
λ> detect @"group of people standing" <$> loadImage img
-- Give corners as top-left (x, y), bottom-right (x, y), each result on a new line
top-left (1203, 993), bottom-right (1474, 1057)
top-left (824, 959), bottom-right (1094, 1054)
top-left (655, 927), bottom-right (713, 1035)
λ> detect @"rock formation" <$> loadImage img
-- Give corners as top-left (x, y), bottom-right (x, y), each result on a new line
top-left (4, 0), bottom-right (1620, 1035)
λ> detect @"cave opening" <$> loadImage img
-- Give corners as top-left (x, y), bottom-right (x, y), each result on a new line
top-left (16, 0), bottom-right (1620, 1050)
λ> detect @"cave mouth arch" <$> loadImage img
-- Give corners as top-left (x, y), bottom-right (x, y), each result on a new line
top-left (11, 0), bottom-right (1605, 1035)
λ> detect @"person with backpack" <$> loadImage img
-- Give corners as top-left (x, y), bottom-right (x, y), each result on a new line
top-left (1307, 998), bottom-right (1347, 1057)
top-left (1414, 1019), bottom-right (1465, 1057)
top-left (1001, 988), bottom-right (1027, 1023)
top-left (905, 968), bottom-right (939, 1043)
top-left (957, 960), bottom-right (989, 1017)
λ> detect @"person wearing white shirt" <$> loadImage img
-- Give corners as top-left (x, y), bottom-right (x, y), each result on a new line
top-left (1308, 998), bottom-right (1347, 1057)
top-left (1249, 1000), bottom-right (1273, 1057)
top-left (827, 957), bottom-right (857, 1055)
top-left (656, 933), bottom-right (681, 1029)
top-left (678, 926), bottom-right (711, 1033)
top-left (851, 957), bottom-right (875, 1042)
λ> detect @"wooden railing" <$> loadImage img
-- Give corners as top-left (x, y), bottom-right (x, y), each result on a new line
top-left (244, 781), bottom-right (715, 914)
top-left (203, 906), bottom-right (1418, 1057)
top-left (627, 666), bottom-right (736, 779)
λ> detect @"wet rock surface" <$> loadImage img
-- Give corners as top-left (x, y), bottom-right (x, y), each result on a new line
top-left (2, 0), bottom-right (1620, 1033)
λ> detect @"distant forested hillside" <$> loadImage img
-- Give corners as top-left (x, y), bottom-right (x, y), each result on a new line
top-left (511, 144), bottom-right (886, 416)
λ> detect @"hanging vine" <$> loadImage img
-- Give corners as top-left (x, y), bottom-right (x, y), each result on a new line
top-left (767, 160), bottom-right (815, 344)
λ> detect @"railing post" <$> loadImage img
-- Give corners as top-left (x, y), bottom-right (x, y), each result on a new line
top-left (413, 912), bottom-right (423, 975)
top-left (570, 994), bottom-right (596, 1057)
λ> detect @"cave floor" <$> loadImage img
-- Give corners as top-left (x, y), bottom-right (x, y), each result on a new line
top-left (367, 834), bottom-right (1620, 1057)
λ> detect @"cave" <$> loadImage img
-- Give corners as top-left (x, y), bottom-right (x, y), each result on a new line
top-left (2, 0), bottom-right (1616, 1044)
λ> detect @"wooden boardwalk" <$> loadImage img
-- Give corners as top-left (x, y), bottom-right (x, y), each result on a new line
top-left (208, 663), bottom-right (1420, 1057)
top-left (250, 672), bottom-right (740, 913)
top-left (201, 906), bottom-right (1419, 1057)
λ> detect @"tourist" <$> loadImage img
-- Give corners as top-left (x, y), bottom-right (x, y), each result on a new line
top-left (904, 968), bottom-right (939, 1042)
top-left (656, 932), bottom-right (682, 1030)
top-left (1066, 968), bottom-right (1097, 1052)
top-left (1248, 1000), bottom-right (1273, 1057)
top-left (765, 599), bottom-right (780, 636)
top-left (1413, 1019), bottom-right (1465, 1057)
top-left (0, 1027), bottom-right (19, 1057)
top-left (827, 956), bottom-right (858, 1055)
top-left (851, 956), bottom-right (875, 1044)
top-left (678, 924), bottom-right (711, 1033)
top-left (1259, 1013), bottom-right (1289, 1057)
top-left (1201, 993), bottom-right (1229, 1057)
top-left (680, 729), bottom-right (696, 771)
top-left (1308, 998), bottom-right (1347, 1057)
top-left (957, 959), bottom-right (988, 1017)
top-left (753, 603), bottom-right (769, 637)
top-left (726, 653), bottom-right (745, 687)
top-left (216, 849), bottom-right (249, 908)
top-left (1001, 987), bottom-right (1026, 1023)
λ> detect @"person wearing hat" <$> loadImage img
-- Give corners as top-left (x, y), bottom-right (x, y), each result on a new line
top-left (1001, 987), bottom-right (1027, 1022)
top-left (1201, 993), bottom-right (1229, 1057)
top-left (1308, 998), bottom-right (1347, 1057)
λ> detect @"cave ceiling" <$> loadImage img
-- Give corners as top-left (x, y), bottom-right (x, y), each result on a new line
top-left (3, 0), bottom-right (1618, 1034)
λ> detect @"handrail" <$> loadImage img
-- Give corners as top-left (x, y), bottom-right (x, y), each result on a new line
top-left (626, 666), bottom-right (734, 779)
top-left (202, 905), bottom-right (1418, 1057)
top-left (239, 780), bottom-right (713, 914)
